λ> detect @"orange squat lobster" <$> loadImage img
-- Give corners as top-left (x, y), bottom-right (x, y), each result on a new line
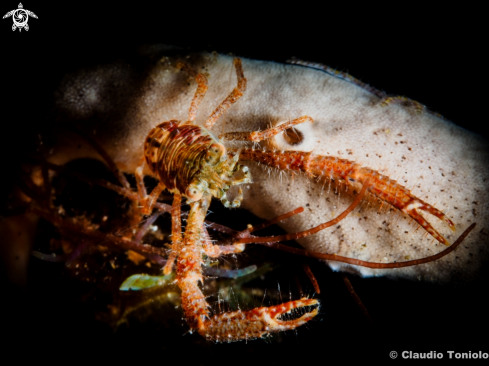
top-left (136, 58), bottom-right (474, 342)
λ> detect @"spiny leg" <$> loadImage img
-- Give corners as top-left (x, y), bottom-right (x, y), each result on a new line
top-left (204, 207), bottom-right (306, 258)
top-left (134, 159), bottom-right (147, 201)
top-left (201, 223), bottom-right (319, 341)
top-left (163, 193), bottom-right (183, 275)
top-left (202, 226), bottom-right (245, 258)
top-left (135, 159), bottom-right (166, 216)
top-left (220, 115), bottom-right (313, 142)
top-left (201, 227), bottom-right (253, 279)
top-left (204, 58), bottom-right (247, 130)
top-left (175, 197), bottom-right (319, 341)
top-left (176, 196), bottom-right (210, 332)
top-left (177, 62), bottom-right (209, 122)
top-left (237, 147), bottom-right (455, 246)
top-left (142, 183), bottom-right (166, 216)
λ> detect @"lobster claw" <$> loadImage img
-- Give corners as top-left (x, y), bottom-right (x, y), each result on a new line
top-left (201, 298), bottom-right (319, 342)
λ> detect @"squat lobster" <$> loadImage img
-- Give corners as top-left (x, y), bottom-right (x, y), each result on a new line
top-left (133, 58), bottom-right (474, 342)
top-left (135, 58), bottom-right (324, 341)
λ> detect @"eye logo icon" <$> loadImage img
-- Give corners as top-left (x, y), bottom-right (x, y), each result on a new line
top-left (3, 3), bottom-right (37, 31)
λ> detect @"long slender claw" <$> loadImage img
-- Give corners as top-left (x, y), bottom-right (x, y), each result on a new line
top-left (202, 298), bottom-right (319, 342)
top-left (238, 148), bottom-right (455, 246)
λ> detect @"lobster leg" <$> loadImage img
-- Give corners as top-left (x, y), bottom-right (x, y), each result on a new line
top-left (201, 207), bottom-right (309, 259)
top-left (202, 227), bottom-right (246, 258)
top-left (177, 62), bottom-right (209, 123)
top-left (163, 193), bottom-right (183, 275)
top-left (220, 116), bottom-right (313, 142)
top-left (135, 160), bottom-right (166, 216)
top-left (176, 195), bottom-right (209, 332)
top-left (204, 58), bottom-right (247, 129)
top-left (237, 148), bottom-right (455, 246)
top-left (177, 194), bottom-right (319, 342)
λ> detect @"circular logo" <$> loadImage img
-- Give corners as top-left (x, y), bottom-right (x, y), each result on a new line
top-left (12, 9), bottom-right (28, 27)
top-left (390, 351), bottom-right (398, 359)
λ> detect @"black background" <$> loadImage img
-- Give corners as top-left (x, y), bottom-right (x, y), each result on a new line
top-left (2, 2), bottom-right (488, 364)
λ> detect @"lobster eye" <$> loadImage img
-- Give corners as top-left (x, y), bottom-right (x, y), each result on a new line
top-left (186, 184), bottom-right (203, 201)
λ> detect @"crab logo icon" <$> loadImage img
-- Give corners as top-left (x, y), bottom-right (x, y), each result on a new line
top-left (3, 3), bottom-right (37, 32)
